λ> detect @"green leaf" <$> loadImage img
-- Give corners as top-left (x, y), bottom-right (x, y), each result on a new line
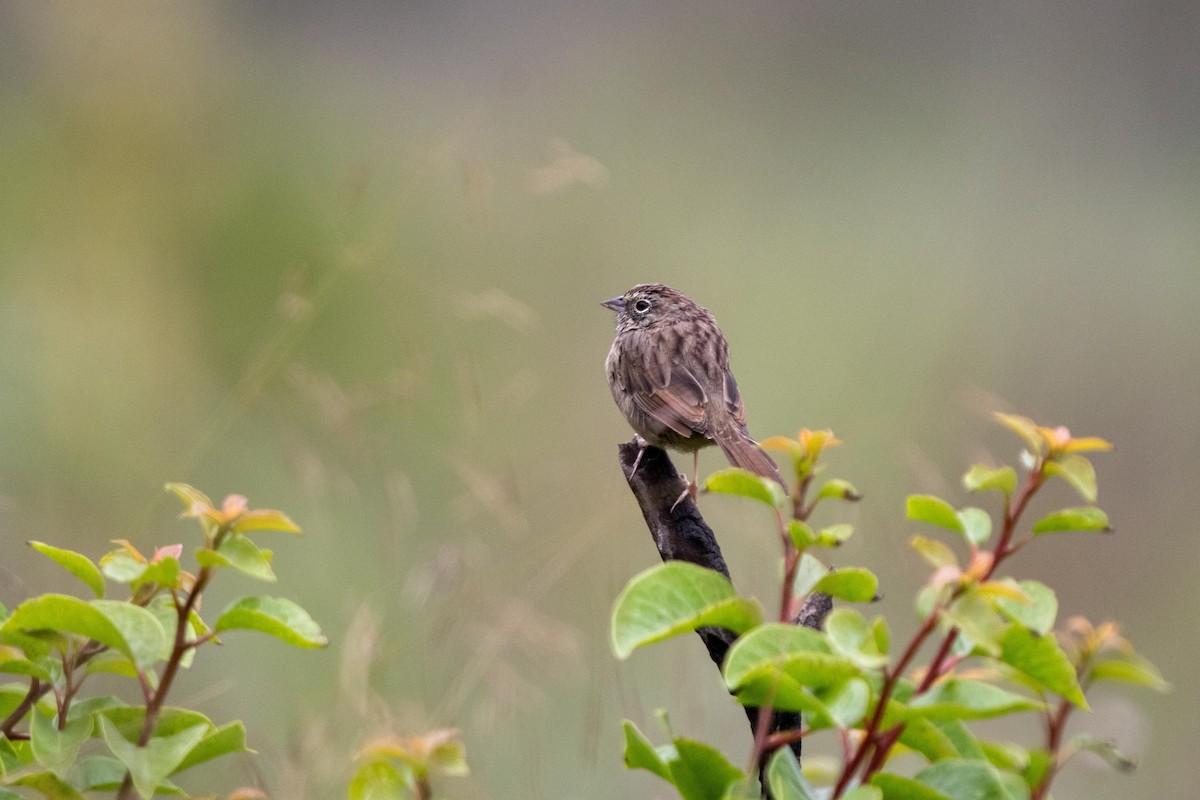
top-left (976, 578), bottom-right (1030, 604)
top-left (621, 720), bottom-right (671, 781)
top-left (164, 483), bottom-right (213, 513)
top-left (196, 536), bottom-right (277, 582)
top-left (822, 678), bottom-right (871, 729)
top-left (844, 787), bottom-right (883, 800)
top-left (915, 759), bottom-right (1013, 800)
top-left (818, 479), bottom-right (861, 501)
top-left (347, 757), bottom-right (409, 800)
top-left (186, 608), bottom-right (210, 639)
top-left (940, 593), bottom-right (1006, 655)
top-left (791, 521), bottom-right (852, 549)
top-left (611, 562), bottom-right (762, 659)
top-left (670, 738), bottom-right (745, 800)
top-left (230, 509), bottom-right (301, 534)
top-left (1032, 507), bottom-right (1110, 535)
top-left (173, 721), bottom-right (251, 774)
top-left (724, 624), bottom-right (860, 711)
top-left (793, 553), bottom-right (830, 596)
top-left (815, 524), bottom-right (855, 547)
top-left (1069, 735), bottom-right (1137, 773)
top-left (98, 551), bottom-right (148, 585)
top-left (915, 584), bottom-right (949, 624)
top-left (0, 646), bottom-right (53, 681)
top-left (979, 741), bottom-right (1029, 774)
top-left (896, 717), bottom-right (959, 763)
top-left (910, 536), bottom-right (958, 570)
top-left (90, 601), bottom-right (167, 670)
top-left (145, 597), bottom-right (191, 666)
top-left (873, 616), bottom-right (891, 656)
top-left (214, 596), bottom-right (327, 649)
top-left (997, 770), bottom-right (1028, 800)
top-left (962, 465), bottom-right (1018, 495)
top-left (956, 508), bottom-right (992, 547)
top-left (427, 734), bottom-right (468, 778)
top-left (28, 543), bottom-right (105, 599)
top-left (934, 720), bottom-right (985, 761)
top-left (82, 650), bottom-right (139, 680)
top-left (100, 717), bottom-right (208, 799)
top-left (727, 672), bottom-right (833, 716)
top-left (136, 558), bottom-right (180, 590)
top-left (766, 748), bottom-right (816, 800)
top-left (9, 771), bottom-right (86, 800)
top-left (0, 595), bottom-right (130, 659)
top-left (1043, 455), bottom-right (1098, 503)
top-left (810, 568), bottom-right (878, 603)
top-left (99, 707), bottom-right (214, 743)
top-left (999, 624), bottom-right (1087, 707)
top-left (361, 728), bottom-right (466, 780)
top-left (723, 625), bottom-right (845, 689)
top-left (871, 771), bottom-right (952, 800)
top-left (788, 521), bottom-right (817, 550)
top-left (1023, 749), bottom-right (1053, 790)
top-left (905, 679), bottom-right (1041, 721)
top-left (0, 729), bottom-right (33, 773)
top-left (1089, 654), bottom-right (1169, 692)
top-left (96, 545), bottom-right (179, 589)
top-left (825, 608), bottom-right (888, 668)
top-left (907, 496), bottom-right (964, 534)
top-left (65, 756), bottom-right (127, 791)
top-left (30, 710), bottom-right (93, 777)
top-left (721, 777), bottom-right (762, 800)
top-left (705, 468), bottom-right (787, 509)
top-left (994, 581), bottom-right (1057, 635)
top-left (64, 696), bottom-right (125, 723)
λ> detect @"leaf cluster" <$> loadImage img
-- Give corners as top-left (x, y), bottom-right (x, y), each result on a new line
top-left (348, 729), bottom-right (468, 800)
top-left (0, 484), bottom-right (326, 800)
top-left (611, 415), bottom-right (1166, 800)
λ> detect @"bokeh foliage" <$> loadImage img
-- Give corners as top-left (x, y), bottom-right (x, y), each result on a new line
top-left (0, 3), bottom-right (1195, 798)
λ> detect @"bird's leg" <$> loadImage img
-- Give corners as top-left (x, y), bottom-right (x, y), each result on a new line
top-left (669, 451), bottom-right (701, 512)
top-left (628, 435), bottom-right (649, 477)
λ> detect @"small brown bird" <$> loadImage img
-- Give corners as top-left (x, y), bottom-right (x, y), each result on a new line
top-left (603, 283), bottom-right (784, 499)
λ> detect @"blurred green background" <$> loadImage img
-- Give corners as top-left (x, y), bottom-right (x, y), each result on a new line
top-left (0, 2), bottom-right (1196, 798)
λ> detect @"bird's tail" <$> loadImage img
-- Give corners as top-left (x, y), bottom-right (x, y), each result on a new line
top-left (714, 429), bottom-right (787, 489)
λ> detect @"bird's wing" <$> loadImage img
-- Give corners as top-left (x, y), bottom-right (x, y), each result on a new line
top-left (618, 342), bottom-right (709, 438)
top-left (722, 362), bottom-right (747, 427)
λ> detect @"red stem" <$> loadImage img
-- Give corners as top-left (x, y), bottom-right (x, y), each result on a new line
top-left (139, 567), bottom-right (212, 744)
top-left (0, 680), bottom-right (41, 738)
top-left (777, 510), bottom-right (799, 622)
top-left (834, 462), bottom-right (1048, 796)
top-left (765, 726), bottom-right (810, 751)
top-left (116, 558), bottom-right (218, 800)
top-left (748, 476), bottom-right (816, 775)
top-left (1031, 699), bottom-right (1072, 800)
top-left (918, 630), bottom-right (959, 693)
top-left (832, 611), bottom-right (941, 797)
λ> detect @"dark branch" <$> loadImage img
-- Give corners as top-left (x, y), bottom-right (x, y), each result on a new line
top-left (793, 590), bottom-right (832, 630)
top-left (618, 441), bottom-right (832, 777)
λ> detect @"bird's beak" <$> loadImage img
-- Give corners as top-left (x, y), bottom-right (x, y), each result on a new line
top-left (601, 296), bottom-right (624, 312)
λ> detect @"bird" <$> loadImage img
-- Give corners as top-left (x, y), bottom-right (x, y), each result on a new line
top-left (602, 283), bottom-right (784, 503)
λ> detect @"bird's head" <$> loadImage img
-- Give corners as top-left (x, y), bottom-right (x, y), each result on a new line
top-left (602, 283), bottom-right (701, 332)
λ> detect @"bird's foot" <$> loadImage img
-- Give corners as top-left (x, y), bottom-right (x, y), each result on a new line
top-left (670, 475), bottom-right (698, 512)
top-left (628, 435), bottom-right (649, 477)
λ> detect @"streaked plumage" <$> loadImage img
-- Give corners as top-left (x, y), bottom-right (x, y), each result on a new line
top-left (603, 284), bottom-right (784, 487)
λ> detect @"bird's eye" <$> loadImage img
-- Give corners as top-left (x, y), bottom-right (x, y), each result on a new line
top-left (633, 299), bottom-right (652, 313)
